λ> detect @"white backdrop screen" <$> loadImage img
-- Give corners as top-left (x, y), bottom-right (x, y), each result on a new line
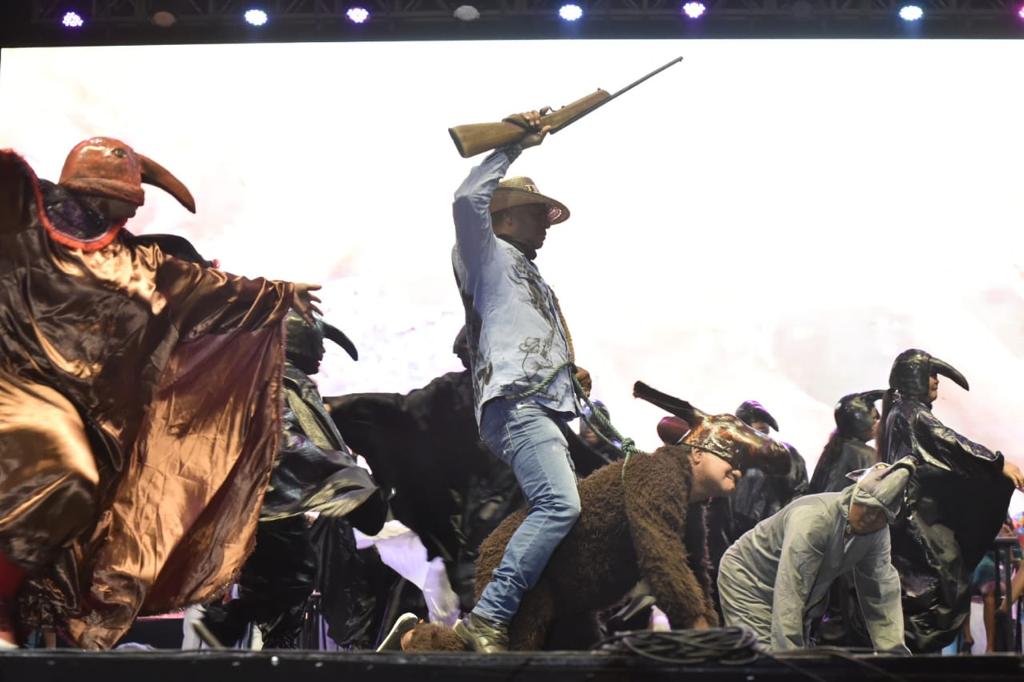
top-left (1, 40), bottom-right (1022, 472)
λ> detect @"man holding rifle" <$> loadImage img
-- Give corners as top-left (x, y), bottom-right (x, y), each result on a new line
top-left (450, 109), bottom-right (583, 653)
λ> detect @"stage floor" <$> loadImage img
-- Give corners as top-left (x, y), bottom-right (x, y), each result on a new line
top-left (1, 650), bottom-right (1023, 682)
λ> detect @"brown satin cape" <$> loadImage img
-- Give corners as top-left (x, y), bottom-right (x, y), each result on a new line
top-left (0, 149), bottom-right (293, 649)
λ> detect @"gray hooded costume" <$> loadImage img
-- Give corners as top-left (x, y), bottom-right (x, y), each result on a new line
top-left (717, 459), bottom-right (913, 652)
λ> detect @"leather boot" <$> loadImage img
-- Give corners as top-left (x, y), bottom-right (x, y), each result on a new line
top-left (453, 613), bottom-right (509, 653)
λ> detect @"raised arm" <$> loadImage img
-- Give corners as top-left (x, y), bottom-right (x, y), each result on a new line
top-left (452, 109), bottom-right (550, 275)
top-left (624, 452), bottom-right (718, 628)
top-left (452, 147), bottom-right (517, 273)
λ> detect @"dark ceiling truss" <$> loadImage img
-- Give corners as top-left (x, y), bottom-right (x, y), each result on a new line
top-left (27, 0), bottom-right (1022, 21)
top-left (10, 0), bottom-right (1024, 43)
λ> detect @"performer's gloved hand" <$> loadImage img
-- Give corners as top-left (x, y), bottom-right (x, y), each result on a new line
top-left (1002, 458), bottom-right (1024, 490)
top-left (292, 282), bottom-right (323, 324)
top-left (503, 108), bottom-right (552, 149)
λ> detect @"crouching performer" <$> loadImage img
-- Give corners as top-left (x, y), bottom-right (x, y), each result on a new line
top-left (405, 383), bottom-right (791, 651)
top-left (718, 458), bottom-right (915, 653)
top-left (0, 139), bottom-right (319, 649)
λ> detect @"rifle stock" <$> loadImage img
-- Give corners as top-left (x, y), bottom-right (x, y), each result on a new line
top-left (448, 89), bottom-right (610, 158)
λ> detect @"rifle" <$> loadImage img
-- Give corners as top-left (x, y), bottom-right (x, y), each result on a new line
top-left (448, 57), bottom-right (682, 158)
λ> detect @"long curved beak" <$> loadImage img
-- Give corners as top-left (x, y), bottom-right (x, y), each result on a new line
top-left (140, 154), bottom-right (196, 213)
top-left (931, 356), bottom-right (969, 391)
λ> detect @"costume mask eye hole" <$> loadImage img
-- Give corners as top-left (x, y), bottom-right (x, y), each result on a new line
top-left (711, 451), bottom-right (735, 468)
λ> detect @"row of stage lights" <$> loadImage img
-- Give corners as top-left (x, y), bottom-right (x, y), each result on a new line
top-left (60, 3), bottom-right (1024, 28)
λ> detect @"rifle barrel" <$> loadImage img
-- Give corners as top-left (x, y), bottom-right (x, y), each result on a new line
top-left (550, 57), bottom-right (683, 134)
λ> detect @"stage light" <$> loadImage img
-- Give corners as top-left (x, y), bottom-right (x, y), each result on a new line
top-left (1018, 3), bottom-right (1024, 19)
top-left (62, 11), bottom-right (84, 28)
top-left (453, 5), bottom-right (481, 21)
top-left (682, 1), bottom-right (706, 18)
top-left (151, 10), bottom-right (177, 27)
top-left (898, 4), bottom-right (923, 21)
top-left (346, 7), bottom-right (370, 23)
top-left (558, 4), bottom-right (584, 21)
top-left (244, 8), bottom-right (269, 26)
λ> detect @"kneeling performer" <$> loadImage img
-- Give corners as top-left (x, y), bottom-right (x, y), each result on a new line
top-left (718, 459), bottom-right (914, 653)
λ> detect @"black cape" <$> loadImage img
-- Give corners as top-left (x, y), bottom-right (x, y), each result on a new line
top-left (882, 397), bottom-right (1012, 652)
top-left (809, 438), bottom-right (877, 495)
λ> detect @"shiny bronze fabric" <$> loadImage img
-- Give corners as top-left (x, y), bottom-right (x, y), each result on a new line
top-left (0, 373), bottom-right (99, 573)
top-left (882, 397), bottom-right (1012, 652)
top-left (0, 150), bottom-right (293, 649)
top-left (202, 360), bottom-right (386, 650)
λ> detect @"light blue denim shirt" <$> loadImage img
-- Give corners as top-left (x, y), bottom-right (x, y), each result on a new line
top-left (452, 147), bottom-right (576, 425)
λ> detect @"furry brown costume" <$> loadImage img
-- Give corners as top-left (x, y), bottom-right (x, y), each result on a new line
top-left (502, 446), bottom-right (715, 648)
top-left (404, 385), bottom-right (791, 652)
top-left (407, 445), bottom-right (712, 651)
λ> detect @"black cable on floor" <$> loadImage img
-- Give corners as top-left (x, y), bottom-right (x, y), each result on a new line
top-left (594, 629), bottom-right (910, 682)
top-left (593, 627), bottom-right (760, 665)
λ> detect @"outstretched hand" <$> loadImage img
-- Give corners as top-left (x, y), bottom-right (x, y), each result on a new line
top-left (1003, 458), bottom-right (1024, 490)
top-left (293, 283), bottom-right (322, 324)
top-left (504, 108), bottom-right (553, 149)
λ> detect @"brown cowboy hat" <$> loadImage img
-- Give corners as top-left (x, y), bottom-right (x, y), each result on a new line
top-left (489, 176), bottom-right (570, 225)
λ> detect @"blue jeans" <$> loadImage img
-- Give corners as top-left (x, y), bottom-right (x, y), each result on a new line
top-left (471, 398), bottom-right (581, 625)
